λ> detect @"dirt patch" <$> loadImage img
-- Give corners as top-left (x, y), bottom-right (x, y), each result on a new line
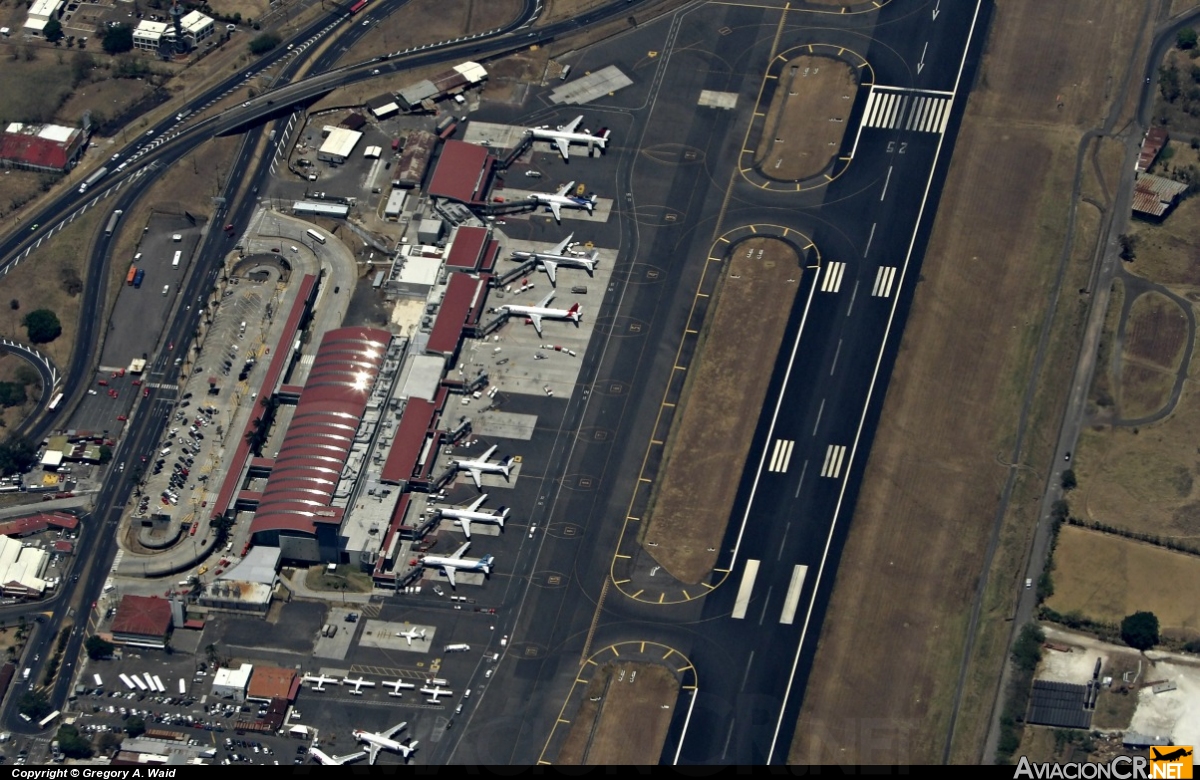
top-left (1117, 362), bottom-right (1175, 420)
top-left (1047, 525), bottom-right (1200, 640)
top-left (0, 169), bottom-right (56, 221)
top-left (555, 661), bottom-right (679, 764)
top-left (208, 0), bottom-right (275, 21)
top-left (1089, 279), bottom-right (1125, 414)
top-left (1125, 291), bottom-right (1188, 370)
top-left (754, 56), bottom-right (857, 180)
top-left (303, 566), bottom-right (373, 594)
top-left (789, 0), bottom-right (1149, 765)
top-left (642, 238), bottom-right (801, 584)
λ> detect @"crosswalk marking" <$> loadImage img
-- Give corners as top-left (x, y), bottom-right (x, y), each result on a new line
top-left (768, 439), bottom-right (795, 473)
top-left (820, 262), bottom-right (846, 293)
top-left (872, 266), bottom-right (897, 298)
top-left (820, 445), bottom-right (846, 479)
top-left (861, 86), bottom-right (952, 133)
top-left (779, 564), bottom-right (808, 625)
top-left (731, 559), bottom-right (761, 620)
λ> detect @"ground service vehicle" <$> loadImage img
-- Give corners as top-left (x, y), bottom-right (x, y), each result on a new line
top-left (133, 269), bottom-right (145, 288)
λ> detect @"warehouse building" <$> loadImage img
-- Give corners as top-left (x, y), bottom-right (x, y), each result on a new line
top-left (0, 537), bottom-right (49, 599)
top-left (0, 122), bottom-right (86, 173)
top-left (110, 595), bottom-right (173, 649)
top-left (211, 663), bottom-right (253, 703)
top-left (318, 127), bottom-right (363, 164)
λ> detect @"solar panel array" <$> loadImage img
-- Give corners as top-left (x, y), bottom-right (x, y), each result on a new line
top-left (1028, 681), bottom-right (1093, 729)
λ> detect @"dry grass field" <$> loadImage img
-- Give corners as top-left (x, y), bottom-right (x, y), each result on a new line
top-left (1126, 176), bottom-right (1200, 286)
top-left (789, 0), bottom-right (1149, 765)
top-left (643, 238), bottom-right (800, 584)
top-left (754, 56), bottom-right (856, 180)
top-left (0, 54), bottom-right (79, 124)
top-left (555, 662), bottom-right (678, 764)
top-left (1047, 525), bottom-right (1200, 640)
top-left (1125, 292), bottom-right (1187, 370)
top-left (208, 0), bottom-right (275, 21)
top-left (0, 169), bottom-right (54, 221)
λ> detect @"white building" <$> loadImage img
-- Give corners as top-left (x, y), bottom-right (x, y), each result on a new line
top-left (23, 0), bottom-right (63, 37)
top-left (133, 20), bottom-right (169, 52)
top-left (211, 663), bottom-right (253, 703)
top-left (0, 536), bottom-right (48, 598)
top-left (180, 10), bottom-right (214, 46)
top-left (317, 127), bottom-right (363, 164)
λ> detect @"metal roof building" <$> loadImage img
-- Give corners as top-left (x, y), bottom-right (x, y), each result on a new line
top-left (248, 327), bottom-right (392, 557)
top-left (1027, 681), bottom-right (1093, 729)
top-left (427, 272), bottom-right (486, 359)
top-left (293, 201), bottom-right (350, 218)
top-left (1132, 173), bottom-right (1188, 220)
top-left (0, 122), bottom-right (86, 173)
top-left (317, 127), bottom-right (362, 164)
top-left (110, 595), bottom-right (173, 648)
top-left (380, 398), bottom-right (439, 486)
top-left (366, 93), bottom-right (400, 119)
top-left (445, 225), bottom-right (499, 271)
top-left (394, 130), bottom-right (438, 189)
top-left (427, 140), bottom-right (495, 205)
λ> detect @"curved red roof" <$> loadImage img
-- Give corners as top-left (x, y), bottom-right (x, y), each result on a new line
top-left (250, 327), bottom-right (391, 537)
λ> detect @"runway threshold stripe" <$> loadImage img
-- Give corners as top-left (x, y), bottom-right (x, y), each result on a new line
top-left (731, 559), bottom-right (760, 620)
top-left (938, 99), bottom-right (954, 133)
top-left (779, 564), bottom-right (808, 625)
top-left (862, 90), bottom-right (879, 126)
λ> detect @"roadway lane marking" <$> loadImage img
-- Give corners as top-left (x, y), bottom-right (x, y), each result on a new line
top-left (731, 559), bottom-right (760, 619)
top-left (820, 444), bottom-right (846, 478)
top-left (820, 261), bottom-right (846, 293)
top-left (779, 565), bottom-right (808, 625)
top-left (872, 266), bottom-right (897, 298)
top-left (768, 439), bottom-right (794, 473)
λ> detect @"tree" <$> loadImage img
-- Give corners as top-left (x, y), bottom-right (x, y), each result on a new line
top-left (1121, 611), bottom-right (1160, 651)
top-left (102, 24), bottom-right (134, 55)
top-left (248, 32), bottom-right (280, 55)
top-left (1011, 623), bottom-right (1045, 672)
top-left (8, 299), bottom-right (17, 311)
top-left (95, 731), bottom-right (123, 756)
top-left (85, 635), bottom-right (115, 660)
top-left (1178, 27), bottom-right (1198, 50)
top-left (97, 444), bottom-right (113, 464)
top-left (1061, 469), bottom-right (1077, 491)
top-left (0, 383), bottom-right (25, 408)
top-left (56, 724), bottom-right (93, 758)
top-left (17, 690), bottom-right (51, 720)
top-left (0, 435), bottom-right (37, 476)
top-left (124, 715), bottom-right (146, 738)
top-left (43, 19), bottom-right (64, 44)
top-left (22, 308), bottom-right (61, 344)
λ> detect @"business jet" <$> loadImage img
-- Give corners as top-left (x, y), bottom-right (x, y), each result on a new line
top-left (450, 444), bottom-right (514, 489)
top-left (497, 292), bottom-right (582, 337)
top-left (532, 181), bottom-right (597, 222)
top-left (396, 626), bottom-right (427, 646)
top-left (510, 233), bottom-right (599, 286)
top-left (440, 494), bottom-right (509, 538)
top-left (420, 685), bottom-right (454, 704)
top-left (384, 679), bottom-right (416, 697)
top-left (343, 676), bottom-right (376, 695)
top-left (353, 723), bottom-right (419, 764)
top-left (529, 116), bottom-right (610, 160)
top-left (308, 747), bottom-right (366, 765)
top-left (420, 541), bottom-right (494, 588)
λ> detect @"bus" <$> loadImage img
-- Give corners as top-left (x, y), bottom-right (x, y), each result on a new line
top-left (306, 229), bottom-right (326, 244)
top-left (126, 265), bottom-right (138, 285)
top-left (38, 710), bottom-right (60, 729)
top-left (349, 0), bottom-right (369, 14)
top-left (105, 209), bottom-right (123, 237)
top-left (47, 392), bottom-right (63, 411)
top-left (172, 250), bottom-right (182, 268)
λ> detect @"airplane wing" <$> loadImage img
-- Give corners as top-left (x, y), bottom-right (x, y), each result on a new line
top-left (384, 722), bottom-right (408, 741)
top-left (554, 137), bottom-right (570, 160)
top-left (450, 541), bottom-right (471, 559)
top-left (548, 201), bottom-right (562, 222)
top-left (459, 517), bottom-right (473, 538)
top-left (367, 744), bottom-right (382, 765)
top-left (557, 181), bottom-right (574, 197)
top-left (542, 259), bottom-right (558, 285)
top-left (480, 444), bottom-right (497, 461)
top-left (528, 312), bottom-right (544, 335)
top-left (537, 291), bottom-right (556, 308)
top-left (560, 115), bottom-right (584, 133)
top-left (444, 566), bottom-right (458, 588)
top-left (467, 494), bottom-right (488, 512)
top-left (467, 467), bottom-right (483, 489)
top-left (335, 752), bottom-right (366, 765)
top-left (551, 233), bottom-right (574, 255)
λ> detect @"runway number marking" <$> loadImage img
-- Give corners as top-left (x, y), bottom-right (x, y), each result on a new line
top-left (820, 262), bottom-right (846, 293)
top-left (871, 266), bottom-right (897, 298)
top-left (779, 565), bottom-right (808, 625)
top-left (731, 559), bottom-right (761, 620)
top-left (768, 439), bottom-right (795, 473)
top-left (820, 445), bottom-right (847, 479)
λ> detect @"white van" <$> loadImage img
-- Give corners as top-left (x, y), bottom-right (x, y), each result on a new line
top-left (162, 284), bottom-right (170, 296)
